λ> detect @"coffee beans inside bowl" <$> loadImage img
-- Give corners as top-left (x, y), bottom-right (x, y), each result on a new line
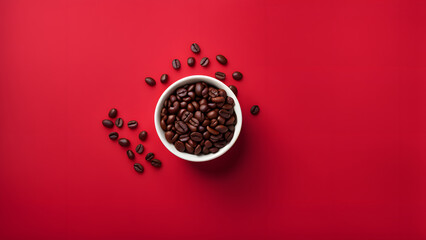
top-left (160, 82), bottom-right (237, 155)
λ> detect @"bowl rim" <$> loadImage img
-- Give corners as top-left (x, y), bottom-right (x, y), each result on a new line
top-left (154, 75), bottom-right (243, 162)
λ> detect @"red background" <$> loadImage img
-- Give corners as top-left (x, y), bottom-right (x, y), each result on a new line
top-left (0, 0), bottom-right (425, 239)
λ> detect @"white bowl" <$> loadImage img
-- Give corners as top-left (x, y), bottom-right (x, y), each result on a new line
top-left (154, 75), bottom-right (243, 162)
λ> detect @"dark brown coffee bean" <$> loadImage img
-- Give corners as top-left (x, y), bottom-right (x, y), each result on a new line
top-left (209, 147), bottom-right (219, 153)
top-left (187, 103), bottom-right (195, 112)
top-left (160, 119), bottom-right (167, 131)
top-left (118, 138), bottom-right (130, 147)
top-left (171, 133), bottom-right (179, 143)
top-left (172, 59), bottom-right (181, 70)
top-left (109, 132), bottom-right (119, 140)
top-left (128, 120), bottom-right (138, 129)
top-left (217, 116), bottom-right (226, 125)
top-left (127, 150), bottom-right (135, 160)
top-left (216, 55), bottom-right (227, 65)
top-left (166, 115), bottom-right (176, 124)
top-left (165, 131), bottom-right (174, 143)
top-left (188, 139), bottom-right (197, 148)
top-left (232, 71), bottom-right (243, 80)
top-left (139, 131), bottom-right (147, 141)
top-left (182, 111), bottom-right (193, 122)
top-left (225, 116), bottom-right (236, 125)
top-left (225, 131), bottom-right (234, 142)
top-left (190, 132), bottom-right (203, 142)
top-left (211, 96), bottom-right (225, 103)
top-left (207, 126), bottom-right (220, 135)
top-left (200, 57), bottom-right (209, 67)
top-left (108, 108), bottom-right (117, 118)
top-left (210, 119), bottom-right (219, 128)
top-left (203, 131), bottom-right (211, 139)
top-left (145, 152), bottom-right (154, 161)
top-left (194, 111), bottom-right (204, 122)
top-left (145, 77), bottom-right (156, 86)
top-left (175, 141), bottom-right (185, 152)
top-left (151, 159), bottom-right (162, 168)
top-left (177, 88), bottom-right (187, 97)
top-left (168, 101), bottom-right (180, 114)
top-left (227, 97), bottom-right (235, 106)
top-left (187, 57), bottom-right (195, 67)
top-left (219, 109), bottom-right (231, 118)
top-left (215, 72), bottom-right (226, 80)
top-left (179, 134), bottom-right (190, 142)
top-left (188, 124), bottom-right (197, 132)
top-left (115, 118), bottom-right (123, 128)
top-left (134, 163), bottom-right (144, 173)
top-left (185, 143), bottom-right (194, 153)
top-left (160, 74), bottom-right (168, 83)
top-left (194, 145), bottom-right (202, 155)
top-left (207, 110), bottom-right (218, 119)
top-left (250, 105), bottom-right (260, 115)
top-left (136, 144), bottom-right (144, 154)
top-left (207, 103), bottom-right (216, 109)
top-left (200, 104), bottom-right (209, 112)
top-left (188, 117), bottom-right (199, 127)
top-left (210, 134), bottom-right (223, 142)
top-left (190, 43), bottom-right (200, 53)
top-left (229, 85), bottom-right (238, 96)
top-left (228, 125), bottom-right (235, 132)
top-left (102, 119), bottom-right (114, 128)
top-left (202, 119), bottom-right (210, 127)
top-left (204, 140), bottom-right (213, 148)
top-left (214, 141), bottom-right (227, 148)
top-left (215, 125), bottom-right (228, 133)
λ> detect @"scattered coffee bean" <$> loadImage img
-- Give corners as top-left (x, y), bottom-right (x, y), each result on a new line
top-left (229, 85), bottom-right (238, 96)
top-left (139, 131), bottom-right (147, 141)
top-left (108, 108), bottom-right (117, 118)
top-left (215, 72), bottom-right (226, 80)
top-left (250, 105), bottom-right (260, 115)
top-left (115, 118), bottom-right (123, 128)
top-left (109, 132), bottom-right (119, 140)
top-left (136, 144), bottom-right (144, 154)
top-left (118, 138), bottom-right (130, 147)
top-left (127, 150), bottom-right (135, 160)
top-left (232, 71), bottom-right (243, 80)
top-left (145, 152), bottom-right (154, 161)
top-left (134, 163), bottom-right (144, 173)
top-left (216, 55), bottom-right (228, 65)
top-left (102, 119), bottom-right (114, 128)
top-left (128, 120), bottom-right (138, 129)
top-left (200, 57), bottom-right (209, 67)
top-left (187, 57), bottom-right (195, 67)
top-left (160, 74), bottom-right (168, 84)
top-left (145, 77), bottom-right (156, 86)
top-left (172, 59), bottom-right (181, 70)
top-left (190, 43), bottom-right (200, 54)
top-left (151, 159), bottom-right (162, 168)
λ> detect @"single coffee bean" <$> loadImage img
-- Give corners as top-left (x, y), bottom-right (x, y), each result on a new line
top-left (211, 96), bottom-right (225, 103)
top-left (145, 77), bottom-right (156, 86)
top-left (175, 141), bottom-right (185, 152)
top-left (229, 85), bottom-right (238, 96)
top-left (232, 71), bottom-right (243, 80)
top-left (128, 120), bottom-right (138, 129)
top-left (175, 121), bottom-right (188, 133)
top-left (214, 141), bottom-right (227, 148)
top-left (108, 108), bottom-right (117, 118)
top-left (151, 159), bottom-right (162, 168)
top-left (172, 59), bottom-right (181, 70)
top-left (136, 144), bottom-right (144, 154)
top-left (227, 96), bottom-right (235, 105)
top-left (179, 134), bottom-right (190, 142)
top-left (215, 125), bottom-right (228, 133)
top-left (177, 88), bottom-right (187, 97)
top-left (225, 131), bottom-right (234, 142)
top-left (209, 147), bottom-right (219, 153)
top-left (127, 150), bottom-right (135, 160)
top-left (216, 55), bottom-right (228, 65)
top-left (215, 72), bottom-right (226, 80)
top-left (145, 152), bottom-right (154, 161)
top-left (190, 43), bottom-right (200, 53)
top-left (194, 145), bottom-right (202, 155)
top-left (200, 57), bottom-right (209, 67)
top-left (134, 163), bottom-right (144, 173)
top-left (139, 131), bottom-right (147, 141)
top-left (250, 105), bottom-right (260, 115)
top-left (185, 143), bottom-right (194, 153)
top-left (102, 119), bottom-right (114, 128)
top-left (190, 132), bottom-right (203, 142)
top-left (109, 132), bottom-right (119, 140)
top-left (187, 57), bottom-right (195, 67)
top-left (219, 109), bottom-right (232, 118)
top-left (118, 138), bottom-right (130, 147)
top-left (207, 126), bottom-right (220, 135)
top-left (160, 74), bottom-right (168, 83)
top-left (115, 118), bottom-right (123, 128)
top-left (165, 131), bottom-right (174, 143)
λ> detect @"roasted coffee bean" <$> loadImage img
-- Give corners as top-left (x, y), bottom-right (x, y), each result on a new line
top-left (128, 120), bottom-right (138, 129)
top-left (194, 145), bottom-right (202, 155)
top-left (139, 131), bottom-right (147, 141)
top-left (203, 131), bottom-right (211, 139)
top-left (171, 133), bottom-right (179, 142)
top-left (145, 77), bottom-right (156, 86)
top-left (207, 103), bottom-right (216, 109)
top-left (227, 96), bottom-right (235, 105)
top-left (200, 57), bottom-right (209, 67)
top-left (190, 132), bottom-right (203, 142)
top-left (160, 74), bottom-right (168, 83)
top-left (109, 132), bottom-right (119, 140)
top-left (216, 55), bottom-right (227, 65)
top-left (198, 126), bottom-right (205, 132)
top-left (145, 152), bottom-right (154, 161)
top-left (172, 59), bottom-right (181, 70)
top-left (108, 108), bottom-right (117, 118)
top-left (102, 119), bottom-right (114, 128)
top-left (168, 101), bottom-right (180, 114)
top-left (188, 139), bottom-right (197, 148)
top-left (190, 43), bottom-right (200, 53)
top-left (175, 141), bottom-right (185, 152)
top-left (179, 134), bottom-right (190, 142)
top-left (185, 143), bottom-right (194, 153)
top-left (188, 117), bottom-right (199, 127)
top-left (250, 105), bottom-right (260, 115)
top-left (187, 57), bottom-right (195, 67)
top-left (217, 116), bottom-right (226, 125)
top-left (228, 125), bottom-right (235, 132)
top-left (134, 163), bottom-right (144, 173)
top-left (225, 131), bottom-right (234, 142)
top-left (215, 72), bottom-right (226, 80)
top-left (118, 138), bottom-right (130, 147)
top-left (212, 96), bottom-right (225, 103)
top-left (202, 119), bottom-right (210, 127)
top-left (226, 116), bottom-right (236, 125)
top-left (210, 119), bottom-right (219, 128)
top-left (206, 111), bottom-right (218, 119)
top-left (136, 144), bottom-right (144, 154)
top-left (218, 89), bottom-right (227, 97)
top-left (215, 125), bottom-right (228, 133)
top-left (188, 124), bottom-right (197, 132)
top-left (200, 104), bottom-right (209, 112)
top-left (165, 131), bottom-right (174, 143)
top-left (127, 150), bottom-right (135, 160)
top-left (214, 141), bottom-right (227, 148)
top-left (115, 118), bottom-right (123, 128)
top-left (229, 85), bottom-right (238, 96)
top-left (194, 111), bottom-right (204, 122)
top-left (209, 147), bottom-right (219, 153)
top-left (210, 134), bottom-right (223, 142)
top-left (177, 88), bottom-right (187, 97)
top-left (232, 71), bottom-right (243, 80)
top-left (167, 115), bottom-right (176, 124)
top-left (160, 119), bottom-right (167, 131)
top-left (219, 109), bottom-right (231, 118)
top-left (151, 159), bottom-right (162, 168)
top-left (181, 111), bottom-right (193, 123)
top-left (187, 103), bottom-right (195, 112)
top-left (207, 126), bottom-right (220, 135)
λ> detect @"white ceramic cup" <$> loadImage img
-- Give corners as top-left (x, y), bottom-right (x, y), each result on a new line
top-left (154, 75), bottom-right (242, 162)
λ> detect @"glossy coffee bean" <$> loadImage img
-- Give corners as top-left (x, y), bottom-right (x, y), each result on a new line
top-left (136, 144), bottom-right (144, 154)
top-left (232, 71), bottom-right (243, 80)
top-left (229, 85), bottom-right (238, 96)
top-left (115, 118), bottom-right (123, 128)
top-left (145, 77), bottom-right (156, 86)
top-left (102, 119), bottom-right (114, 128)
top-left (190, 43), bottom-right (200, 53)
top-left (139, 131), bottom-right (147, 141)
top-left (215, 72), bottom-right (226, 80)
top-left (118, 138), bottom-right (130, 147)
top-left (200, 57), bottom-right (209, 67)
top-left (175, 141), bottom-right (185, 152)
top-left (145, 152), bottom-right (154, 161)
top-left (109, 132), bottom-right (119, 140)
top-left (134, 163), bottom-right (144, 173)
top-left (194, 145), bottom-right (202, 155)
top-left (187, 57), bottom-right (195, 67)
top-left (151, 159), bottom-right (162, 168)
top-left (250, 105), bottom-right (260, 115)
top-left (108, 108), bottom-right (117, 118)
top-left (172, 59), bottom-right (181, 70)
top-left (216, 55), bottom-right (227, 65)
top-left (160, 74), bottom-right (168, 83)
top-left (127, 150), bottom-right (135, 160)
top-left (128, 120), bottom-right (138, 129)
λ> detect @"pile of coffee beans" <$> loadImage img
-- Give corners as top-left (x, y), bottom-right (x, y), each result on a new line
top-left (160, 82), bottom-right (237, 155)
top-left (102, 108), bottom-right (162, 174)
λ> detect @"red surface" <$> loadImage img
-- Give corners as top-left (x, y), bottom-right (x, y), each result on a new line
top-left (0, 0), bottom-right (425, 239)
